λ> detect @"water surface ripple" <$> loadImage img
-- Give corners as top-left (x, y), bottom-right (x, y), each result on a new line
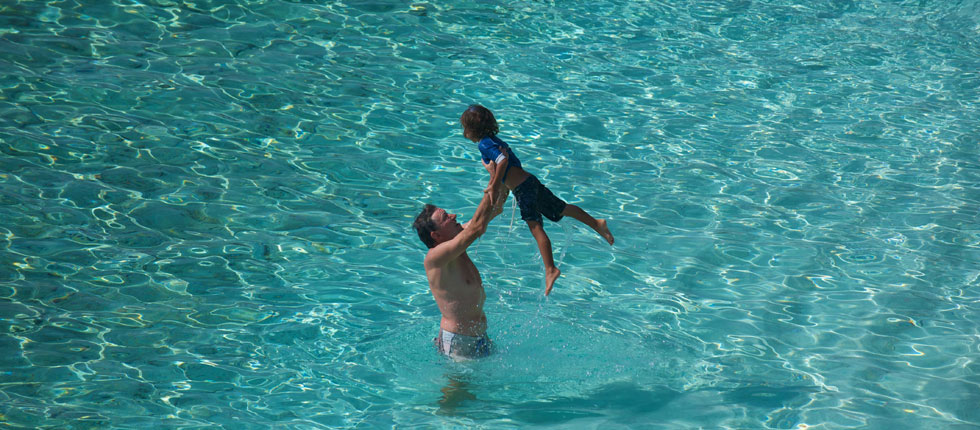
top-left (1, 0), bottom-right (979, 428)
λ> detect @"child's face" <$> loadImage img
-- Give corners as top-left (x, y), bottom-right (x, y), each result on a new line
top-left (461, 122), bottom-right (479, 142)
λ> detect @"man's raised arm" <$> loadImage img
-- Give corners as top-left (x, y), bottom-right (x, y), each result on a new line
top-left (424, 188), bottom-right (496, 268)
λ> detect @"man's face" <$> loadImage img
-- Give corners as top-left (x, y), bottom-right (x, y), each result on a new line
top-left (430, 207), bottom-right (462, 243)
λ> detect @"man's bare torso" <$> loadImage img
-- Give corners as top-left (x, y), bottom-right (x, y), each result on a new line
top-left (425, 251), bottom-right (487, 336)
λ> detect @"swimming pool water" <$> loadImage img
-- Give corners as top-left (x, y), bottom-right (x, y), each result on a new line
top-left (1, 0), bottom-right (979, 428)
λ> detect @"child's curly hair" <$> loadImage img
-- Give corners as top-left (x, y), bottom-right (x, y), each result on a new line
top-left (460, 105), bottom-right (499, 141)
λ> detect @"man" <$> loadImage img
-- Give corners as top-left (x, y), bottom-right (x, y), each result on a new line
top-left (413, 172), bottom-right (504, 360)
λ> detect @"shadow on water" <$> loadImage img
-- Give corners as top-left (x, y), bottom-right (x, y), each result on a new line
top-left (436, 376), bottom-right (819, 425)
top-left (436, 376), bottom-right (478, 416)
top-left (719, 383), bottom-right (819, 410)
top-left (504, 382), bottom-right (680, 425)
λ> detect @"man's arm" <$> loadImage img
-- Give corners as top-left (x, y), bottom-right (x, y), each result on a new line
top-left (424, 190), bottom-right (495, 268)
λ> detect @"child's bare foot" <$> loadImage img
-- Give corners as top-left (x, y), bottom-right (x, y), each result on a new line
top-left (596, 219), bottom-right (614, 245)
top-left (545, 266), bottom-right (561, 295)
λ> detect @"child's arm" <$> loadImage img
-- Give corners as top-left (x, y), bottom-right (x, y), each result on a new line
top-left (482, 159), bottom-right (496, 176)
top-left (483, 160), bottom-right (507, 216)
top-left (485, 151), bottom-right (509, 205)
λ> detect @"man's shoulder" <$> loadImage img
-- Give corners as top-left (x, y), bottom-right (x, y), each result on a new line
top-left (423, 248), bottom-right (439, 267)
top-left (423, 243), bottom-right (458, 269)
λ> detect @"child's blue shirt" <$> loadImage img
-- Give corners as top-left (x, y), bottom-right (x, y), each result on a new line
top-left (478, 135), bottom-right (522, 183)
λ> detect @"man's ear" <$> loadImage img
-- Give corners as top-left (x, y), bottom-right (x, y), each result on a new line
top-left (430, 230), bottom-right (441, 244)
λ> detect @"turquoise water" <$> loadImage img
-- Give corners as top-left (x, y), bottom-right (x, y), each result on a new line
top-left (2, 0), bottom-right (979, 428)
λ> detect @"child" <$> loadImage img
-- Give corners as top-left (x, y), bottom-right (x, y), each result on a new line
top-left (460, 104), bottom-right (614, 295)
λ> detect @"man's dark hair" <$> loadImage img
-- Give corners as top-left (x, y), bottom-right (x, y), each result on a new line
top-left (413, 204), bottom-right (439, 249)
top-left (460, 104), bottom-right (499, 141)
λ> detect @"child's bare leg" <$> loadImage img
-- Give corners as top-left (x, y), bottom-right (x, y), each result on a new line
top-left (561, 204), bottom-right (614, 245)
top-left (527, 220), bottom-right (560, 295)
